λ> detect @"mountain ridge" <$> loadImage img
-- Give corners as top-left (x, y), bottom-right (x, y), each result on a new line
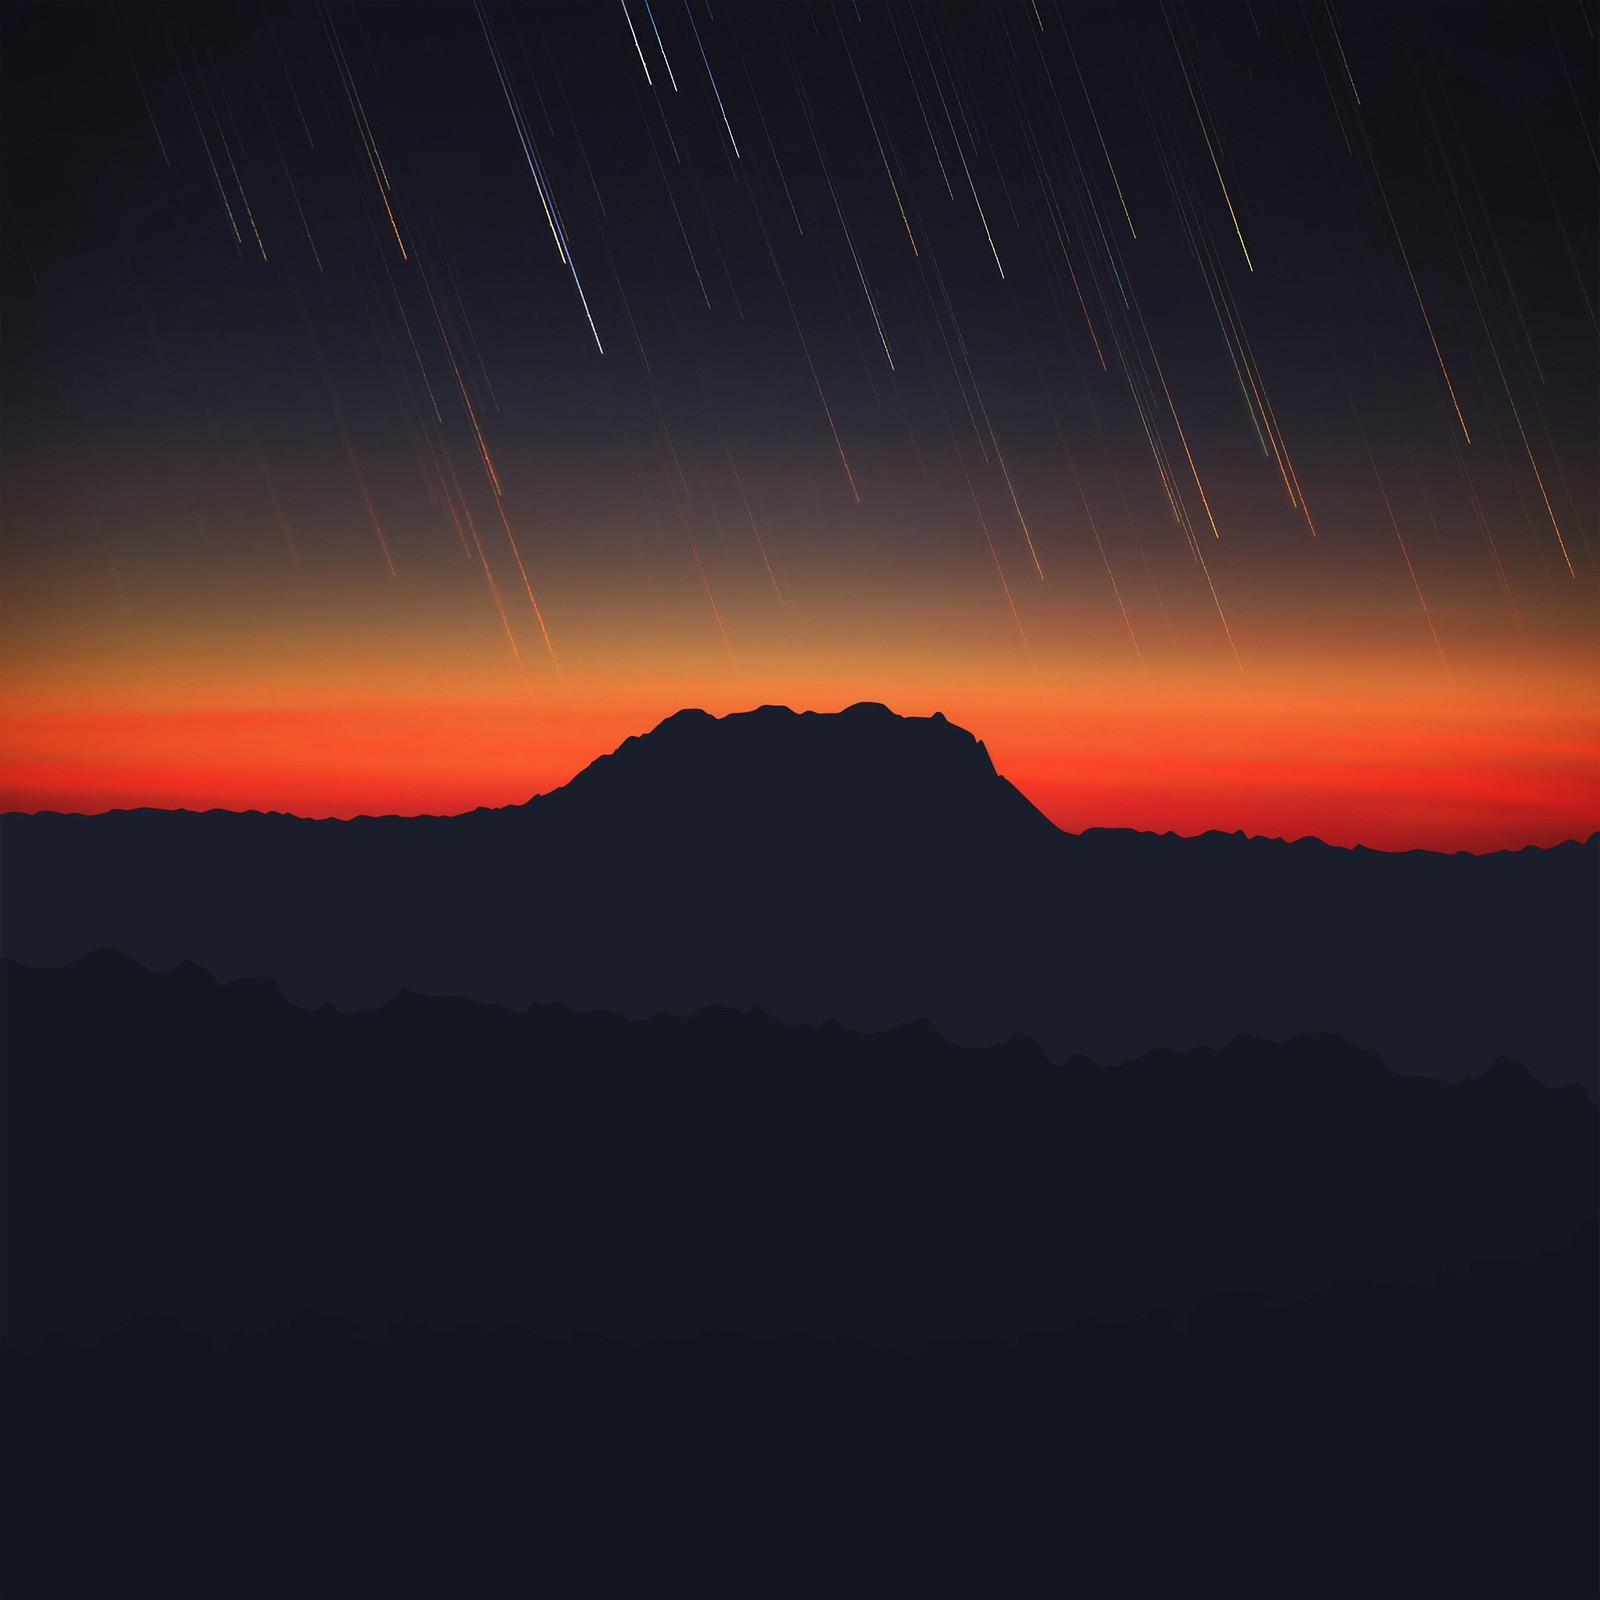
top-left (4, 947), bottom-right (1594, 1350)
top-left (26, 943), bottom-right (1594, 1105)
top-left (2, 704), bottom-right (1594, 1089)
top-left (4, 701), bottom-right (1594, 856)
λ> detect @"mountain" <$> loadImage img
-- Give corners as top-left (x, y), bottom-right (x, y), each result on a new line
top-left (537, 702), bottom-right (1060, 844)
top-left (3, 950), bottom-right (1593, 1348)
top-left (1, 702), bottom-right (1595, 1089)
top-left (5, 707), bottom-right (1593, 1600)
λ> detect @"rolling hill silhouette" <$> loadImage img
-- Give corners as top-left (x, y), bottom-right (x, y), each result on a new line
top-left (2, 703), bottom-right (1595, 1090)
top-left (4, 949), bottom-right (1593, 1348)
top-left (3, 947), bottom-right (1596, 1598)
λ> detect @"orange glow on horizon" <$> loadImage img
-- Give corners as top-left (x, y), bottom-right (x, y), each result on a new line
top-left (2, 662), bottom-right (1594, 854)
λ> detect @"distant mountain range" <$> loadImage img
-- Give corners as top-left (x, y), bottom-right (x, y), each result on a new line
top-left (5, 699), bottom-right (1596, 1600)
top-left (4, 948), bottom-right (1592, 1348)
top-left (3, 703), bottom-right (1595, 1088)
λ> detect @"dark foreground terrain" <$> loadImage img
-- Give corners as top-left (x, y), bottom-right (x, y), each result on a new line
top-left (5, 1220), bottom-right (1595, 1599)
top-left (2, 950), bottom-right (1596, 1597)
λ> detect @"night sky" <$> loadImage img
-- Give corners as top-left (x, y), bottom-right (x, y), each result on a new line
top-left (2, 0), bottom-right (1595, 849)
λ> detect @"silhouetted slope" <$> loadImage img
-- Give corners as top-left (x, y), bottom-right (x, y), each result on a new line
top-left (4, 1221), bottom-right (1595, 1599)
top-left (544, 703), bottom-right (1058, 844)
top-left (1, 703), bottom-right (1595, 1088)
top-left (3, 952), bottom-right (1593, 1348)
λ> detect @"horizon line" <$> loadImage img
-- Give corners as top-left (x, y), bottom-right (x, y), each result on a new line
top-left (2, 701), bottom-right (1594, 858)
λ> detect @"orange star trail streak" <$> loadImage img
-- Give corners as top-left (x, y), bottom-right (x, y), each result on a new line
top-left (0, 2), bottom-right (1593, 853)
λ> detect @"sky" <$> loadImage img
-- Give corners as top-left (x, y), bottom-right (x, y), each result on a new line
top-left (1, 0), bottom-right (1595, 850)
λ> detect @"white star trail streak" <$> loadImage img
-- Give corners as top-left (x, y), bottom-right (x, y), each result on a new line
top-left (476, 0), bottom-right (604, 354)
top-left (6, 0), bottom-right (1594, 752)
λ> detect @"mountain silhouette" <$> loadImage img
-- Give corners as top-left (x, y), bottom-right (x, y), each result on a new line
top-left (537, 702), bottom-right (1060, 844)
top-left (1, 703), bottom-right (1595, 1090)
top-left (4, 949), bottom-right (1593, 1349)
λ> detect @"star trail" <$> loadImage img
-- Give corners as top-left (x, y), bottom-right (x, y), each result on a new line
top-left (1, 0), bottom-right (1595, 849)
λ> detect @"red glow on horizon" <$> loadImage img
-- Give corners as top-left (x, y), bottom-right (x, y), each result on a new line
top-left (2, 684), bottom-right (1595, 854)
